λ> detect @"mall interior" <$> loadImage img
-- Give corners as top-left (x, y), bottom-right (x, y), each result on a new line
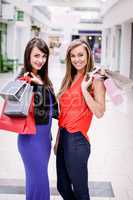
top-left (0, 0), bottom-right (133, 199)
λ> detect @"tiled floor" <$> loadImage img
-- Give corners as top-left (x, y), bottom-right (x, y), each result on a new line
top-left (0, 179), bottom-right (114, 197)
top-left (0, 55), bottom-right (133, 199)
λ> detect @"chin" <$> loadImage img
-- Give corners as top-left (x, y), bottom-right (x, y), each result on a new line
top-left (35, 66), bottom-right (43, 70)
top-left (76, 66), bottom-right (85, 71)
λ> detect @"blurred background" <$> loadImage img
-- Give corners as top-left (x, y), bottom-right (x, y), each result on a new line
top-left (0, 0), bottom-right (132, 77)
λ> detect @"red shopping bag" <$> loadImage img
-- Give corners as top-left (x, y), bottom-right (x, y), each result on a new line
top-left (0, 96), bottom-right (36, 134)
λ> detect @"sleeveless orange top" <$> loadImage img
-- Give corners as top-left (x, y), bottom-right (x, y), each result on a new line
top-left (58, 75), bottom-right (93, 141)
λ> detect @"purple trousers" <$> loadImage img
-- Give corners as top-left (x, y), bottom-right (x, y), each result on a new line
top-left (18, 94), bottom-right (52, 200)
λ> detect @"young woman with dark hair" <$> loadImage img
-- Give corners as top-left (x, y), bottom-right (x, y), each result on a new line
top-left (17, 37), bottom-right (58, 200)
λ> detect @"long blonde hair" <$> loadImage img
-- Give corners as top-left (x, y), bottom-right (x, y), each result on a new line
top-left (58, 39), bottom-right (94, 96)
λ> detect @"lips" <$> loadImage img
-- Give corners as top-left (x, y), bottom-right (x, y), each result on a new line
top-left (35, 63), bottom-right (43, 68)
top-left (74, 63), bottom-right (83, 67)
top-left (76, 63), bottom-right (82, 66)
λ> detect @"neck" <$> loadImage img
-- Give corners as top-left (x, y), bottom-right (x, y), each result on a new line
top-left (72, 71), bottom-right (84, 83)
top-left (32, 69), bottom-right (38, 75)
top-left (76, 69), bottom-right (85, 77)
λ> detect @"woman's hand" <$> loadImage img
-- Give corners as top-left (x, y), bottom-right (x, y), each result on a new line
top-left (53, 129), bottom-right (60, 155)
top-left (24, 72), bottom-right (43, 85)
top-left (53, 142), bottom-right (58, 155)
top-left (81, 74), bottom-right (93, 92)
top-left (30, 72), bottom-right (44, 85)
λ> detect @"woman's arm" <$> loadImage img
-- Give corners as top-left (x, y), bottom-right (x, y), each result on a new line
top-left (81, 78), bottom-right (106, 118)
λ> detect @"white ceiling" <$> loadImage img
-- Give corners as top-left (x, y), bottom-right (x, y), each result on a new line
top-left (30, 0), bottom-right (105, 15)
top-left (29, 0), bottom-right (105, 19)
top-left (30, 0), bottom-right (102, 7)
top-left (29, 0), bottom-right (108, 29)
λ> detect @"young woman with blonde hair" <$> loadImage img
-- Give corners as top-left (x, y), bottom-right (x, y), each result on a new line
top-left (54, 39), bottom-right (106, 200)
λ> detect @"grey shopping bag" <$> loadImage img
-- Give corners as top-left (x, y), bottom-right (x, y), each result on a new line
top-left (4, 83), bottom-right (33, 117)
top-left (0, 79), bottom-right (27, 101)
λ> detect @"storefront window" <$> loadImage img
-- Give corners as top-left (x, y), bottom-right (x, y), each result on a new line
top-left (31, 25), bottom-right (40, 37)
top-left (16, 10), bottom-right (24, 21)
top-left (0, 23), bottom-right (7, 71)
top-left (0, 23), bottom-right (7, 56)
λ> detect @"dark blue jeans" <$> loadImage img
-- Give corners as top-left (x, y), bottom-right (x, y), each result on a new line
top-left (56, 128), bottom-right (91, 200)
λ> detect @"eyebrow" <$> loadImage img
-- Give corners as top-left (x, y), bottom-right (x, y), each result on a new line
top-left (34, 53), bottom-right (47, 57)
top-left (70, 52), bottom-right (84, 56)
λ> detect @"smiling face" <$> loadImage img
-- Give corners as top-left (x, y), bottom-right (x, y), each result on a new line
top-left (30, 46), bottom-right (47, 74)
top-left (70, 44), bottom-right (88, 74)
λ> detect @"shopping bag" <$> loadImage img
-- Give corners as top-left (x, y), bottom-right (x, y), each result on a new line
top-left (0, 96), bottom-right (36, 134)
top-left (104, 78), bottom-right (123, 105)
top-left (104, 69), bottom-right (133, 90)
top-left (4, 83), bottom-right (33, 117)
top-left (0, 79), bottom-right (28, 101)
top-left (89, 67), bottom-right (124, 105)
top-left (0, 75), bottom-right (33, 117)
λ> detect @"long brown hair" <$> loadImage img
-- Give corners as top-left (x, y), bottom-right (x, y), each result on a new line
top-left (58, 39), bottom-right (94, 96)
top-left (24, 37), bottom-right (52, 87)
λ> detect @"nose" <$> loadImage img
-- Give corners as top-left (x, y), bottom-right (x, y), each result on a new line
top-left (38, 57), bottom-right (43, 63)
top-left (74, 56), bottom-right (80, 62)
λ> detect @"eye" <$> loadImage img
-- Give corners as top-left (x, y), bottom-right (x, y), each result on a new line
top-left (34, 54), bottom-right (40, 58)
top-left (43, 54), bottom-right (47, 58)
top-left (70, 54), bottom-right (75, 58)
top-left (78, 53), bottom-right (84, 57)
